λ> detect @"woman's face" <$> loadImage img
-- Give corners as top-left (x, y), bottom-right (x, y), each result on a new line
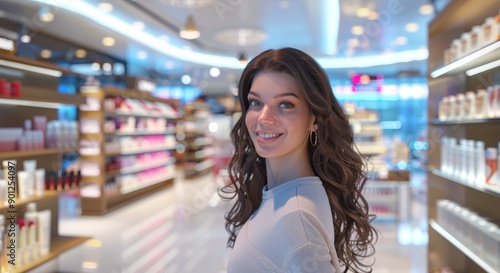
top-left (245, 72), bottom-right (315, 161)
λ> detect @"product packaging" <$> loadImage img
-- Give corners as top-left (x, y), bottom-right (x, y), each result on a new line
top-left (37, 209), bottom-right (51, 256)
top-left (486, 148), bottom-right (498, 185)
top-left (475, 89), bottom-right (488, 119)
top-left (476, 141), bottom-right (486, 186)
top-left (35, 169), bottom-right (45, 196)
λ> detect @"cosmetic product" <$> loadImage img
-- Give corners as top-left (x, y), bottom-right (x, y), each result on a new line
top-left (17, 171), bottom-right (28, 200)
top-left (483, 223), bottom-right (500, 270)
top-left (476, 141), bottom-right (486, 186)
top-left (475, 89), bottom-right (488, 119)
top-left (10, 81), bottom-right (21, 97)
top-left (460, 32), bottom-right (471, 57)
top-left (482, 17), bottom-right (498, 45)
top-left (486, 148), bottom-right (498, 185)
top-left (18, 218), bottom-right (27, 268)
top-left (451, 39), bottom-right (461, 60)
top-left (467, 140), bottom-right (476, 184)
top-left (470, 25), bottom-right (482, 52)
top-left (438, 97), bottom-right (450, 121)
top-left (23, 160), bottom-right (36, 198)
top-left (460, 139), bottom-right (468, 180)
top-left (487, 86), bottom-right (497, 118)
top-left (37, 210), bottom-right (51, 256)
top-left (464, 91), bottom-right (476, 119)
top-left (448, 96), bottom-right (457, 120)
top-left (449, 138), bottom-right (458, 177)
top-left (25, 202), bottom-right (38, 261)
top-left (35, 169), bottom-right (45, 196)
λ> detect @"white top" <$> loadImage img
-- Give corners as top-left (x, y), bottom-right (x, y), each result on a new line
top-left (227, 176), bottom-right (342, 273)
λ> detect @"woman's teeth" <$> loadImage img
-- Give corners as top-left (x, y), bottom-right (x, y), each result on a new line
top-left (258, 133), bottom-right (280, 139)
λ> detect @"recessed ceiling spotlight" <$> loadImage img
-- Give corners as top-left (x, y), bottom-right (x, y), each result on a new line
top-left (20, 35), bottom-right (31, 43)
top-left (395, 36), bottom-right (408, 46)
top-left (405, 23), bottom-right (419, 32)
top-left (351, 26), bottom-right (364, 35)
top-left (166, 61), bottom-right (175, 70)
top-left (181, 75), bottom-right (192, 85)
top-left (356, 8), bottom-right (370, 18)
top-left (137, 51), bottom-right (148, 60)
top-left (132, 21), bottom-right (145, 30)
top-left (91, 63), bottom-right (100, 71)
top-left (348, 38), bottom-right (360, 48)
top-left (102, 37), bottom-right (115, 46)
top-left (102, 63), bottom-right (112, 72)
top-left (38, 7), bottom-right (54, 22)
top-left (40, 49), bottom-right (51, 58)
top-left (279, 0), bottom-right (289, 9)
top-left (209, 67), bottom-right (220, 78)
top-left (98, 2), bottom-right (113, 12)
top-left (419, 4), bottom-right (434, 15)
top-left (75, 49), bottom-right (87, 58)
top-left (367, 11), bottom-right (378, 20)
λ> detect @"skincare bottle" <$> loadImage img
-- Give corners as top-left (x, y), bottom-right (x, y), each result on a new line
top-left (441, 137), bottom-right (448, 172)
top-left (460, 139), bottom-right (468, 181)
top-left (486, 148), bottom-right (498, 185)
top-left (475, 89), bottom-right (488, 119)
top-left (37, 210), bottom-right (51, 256)
top-left (438, 97), bottom-right (450, 121)
top-left (35, 169), bottom-right (45, 196)
top-left (476, 141), bottom-right (486, 186)
top-left (448, 96), bottom-right (457, 120)
top-left (464, 91), bottom-right (476, 119)
top-left (17, 171), bottom-right (28, 200)
top-left (487, 85), bottom-right (497, 118)
top-left (467, 140), bottom-right (476, 184)
top-left (18, 218), bottom-right (27, 268)
top-left (23, 160), bottom-right (36, 198)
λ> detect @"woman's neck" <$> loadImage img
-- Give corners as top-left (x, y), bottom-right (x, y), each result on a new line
top-left (265, 156), bottom-right (315, 189)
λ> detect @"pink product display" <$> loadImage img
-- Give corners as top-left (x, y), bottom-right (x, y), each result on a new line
top-left (117, 151), bottom-right (170, 168)
top-left (0, 78), bottom-right (22, 97)
top-left (0, 128), bottom-right (23, 152)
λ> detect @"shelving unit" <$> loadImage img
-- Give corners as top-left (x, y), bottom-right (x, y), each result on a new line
top-left (79, 86), bottom-right (180, 215)
top-left (177, 102), bottom-right (214, 178)
top-left (427, 1), bottom-right (500, 272)
top-left (0, 53), bottom-right (89, 272)
top-left (363, 180), bottom-right (411, 221)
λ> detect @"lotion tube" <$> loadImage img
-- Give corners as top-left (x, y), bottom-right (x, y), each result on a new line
top-left (17, 171), bottom-right (28, 200)
top-left (37, 210), bottom-right (51, 256)
top-left (35, 169), bottom-right (45, 196)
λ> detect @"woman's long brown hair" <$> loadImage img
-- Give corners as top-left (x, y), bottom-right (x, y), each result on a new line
top-left (220, 47), bottom-right (377, 272)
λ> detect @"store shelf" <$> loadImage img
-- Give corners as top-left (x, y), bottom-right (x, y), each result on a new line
top-left (0, 147), bottom-right (78, 159)
top-left (0, 53), bottom-right (77, 75)
top-left (105, 145), bottom-right (176, 156)
top-left (107, 157), bottom-right (176, 177)
top-left (14, 235), bottom-right (90, 273)
top-left (120, 173), bottom-right (176, 195)
top-left (430, 40), bottom-right (500, 78)
top-left (105, 128), bottom-right (175, 136)
top-left (365, 195), bottom-right (397, 203)
top-left (432, 117), bottom-right (500, 125)
top-left (103, 86), bottom-right (179, 106)
top-left (0, 191), bottom-right (60, 211)
top-left (430, 167), bottom-right (500, 198)
top-left (430, 220), bottom-right (498, 273)
top-left (106, 110), bottom-right (177, 119)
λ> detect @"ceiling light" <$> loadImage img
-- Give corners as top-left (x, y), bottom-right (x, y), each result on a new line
top-left (20, 35), bottom-right (31, 43)
top-left (75, 49), bottom-right (87, 58)
top-left (38, 7), bottom-right (54, 22)
top-left (102, 62), bottom-right (112, 72)
top-left (179, 15), bottom-right (200, 40)
top-left (209, 67), bottom-right (220, 77)
top-left (367, 11), bottom-right (378, 20)
top-left (238, 52), bottom-right (247, 64)
top-left (351, 26), bottom-right (364, 35)
top-left (395, 36), bottom-right (408, 46)
top-left (181, 75), bottom-right (192, 85)
top-left (137, 51), bottom-right (148, 60)
top-left (132, 21), bottom-right (145, 30)
top-left (98, 2), bottom-right (113, 12)
top-left (356, 8), bottom-right (370, 18)
top-left (166, 61), bottom-right (175, 70)
top-left (419, 4), bottom-right (434, 15)
top-left (102, 36), bottom-right (115, 46)
top-left (405, 23), bottom-right (419, 32)
top-left (40, 49), bottom-right (51, 58)
top-left (348, 38), bottom-right (360, 48)
top-left (91, 62), bottom-right (100, 71)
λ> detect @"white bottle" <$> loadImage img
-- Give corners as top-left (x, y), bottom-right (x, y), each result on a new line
top-left (450, 138), bottom-right (459, 177)
top-left (487, 85), bottom-right (497, 118)
top-left (475, 89), bottom-right (488, 119)
top-left (485, 148), bottom-right (498, 185)
top-left (467, 140), bottom-right (476, 184)
top-left (438, 97), bottom-right (450, 121)
top-left (460, 139), bottom-right (468, 181)
top-left (456, 93), bottom-right (466, 120)
top-left (476, 141), bottom-right (486, 186)
top-left (464, 91), bottom-right (476, 119)
top-left (24, 202), bottom-right (39, 261)
top-left (441, 137), bottom-right (448, 172)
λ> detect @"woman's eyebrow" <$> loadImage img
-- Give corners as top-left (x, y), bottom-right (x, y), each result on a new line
top-left (248, 91), bottom-right (299, 99)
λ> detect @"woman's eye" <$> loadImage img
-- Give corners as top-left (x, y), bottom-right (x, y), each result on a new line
top-left (279, 102), bottom-right (294, 109)
top-left (249, 100), bottom-right (261, 107)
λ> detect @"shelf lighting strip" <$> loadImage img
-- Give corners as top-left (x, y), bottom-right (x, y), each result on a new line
top-left (431, 41), bottom-right (500, 78)
top-left (466, 59), bottom-right (500, 76)
top-left (0, 59), bottom-right (62, 77)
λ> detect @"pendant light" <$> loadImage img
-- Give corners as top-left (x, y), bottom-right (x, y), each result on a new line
top-left (179, 15), bottom-right (200, 40)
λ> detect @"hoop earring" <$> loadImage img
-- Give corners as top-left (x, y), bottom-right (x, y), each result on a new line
top-left (309, 130), bottom-right (317, 146)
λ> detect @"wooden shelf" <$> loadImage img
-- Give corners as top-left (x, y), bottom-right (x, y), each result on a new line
top-left (14, 235), bottom-right (90, 273)
top-left (430, 167), bottom-right (500, 198)
top-left (0, 191), bottom-right (59, 211)
top-left (103, 86), bottom-right (180, 106)
top-left (0, 86), bottom-right (85, 108)
top-left (106, 157), bottom-right (176, 177)
top-left (105, 145), bottom-right (176, 157)
top-left (0, 147), bottom-right (78, 159)
top-left (430, 40), bottom-right (500, 78)
top-left (105, 128), bottom-right (175, 137)
top-left (432, 117), bottom-right (500, 125)
top-left (0, 53), bottom-right (78, 75)
top-left (105, 110), bottom-right (177, 119)
top-left (430, 220), bottom-right (498, 273)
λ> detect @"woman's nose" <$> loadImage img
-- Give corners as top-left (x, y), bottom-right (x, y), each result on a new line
top-left (258, 105), bottom-right (275, 125)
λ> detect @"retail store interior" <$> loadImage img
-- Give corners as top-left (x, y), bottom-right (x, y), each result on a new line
top-left (0, 0), bottom-right (500, 272)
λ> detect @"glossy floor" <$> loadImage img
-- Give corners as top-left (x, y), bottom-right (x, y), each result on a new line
top-left (30, 171), bottom-right (428, 273)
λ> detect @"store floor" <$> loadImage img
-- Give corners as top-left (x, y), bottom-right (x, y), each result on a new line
top-left (30, 171), bottom-right (428, 273)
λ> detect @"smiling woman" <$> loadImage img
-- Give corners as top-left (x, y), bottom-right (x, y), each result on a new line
top-left (221, 47), bottom-right (378, 273)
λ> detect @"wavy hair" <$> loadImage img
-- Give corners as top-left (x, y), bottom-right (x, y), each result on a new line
top-left (221, 47), bottom-right (377, 272)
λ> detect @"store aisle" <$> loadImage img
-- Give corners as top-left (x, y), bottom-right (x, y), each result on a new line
top-left (30, 171), bottom-right (428, 273)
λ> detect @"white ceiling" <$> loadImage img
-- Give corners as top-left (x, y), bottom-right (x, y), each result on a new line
top-left (0, 0), bottom-right (435, 94)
